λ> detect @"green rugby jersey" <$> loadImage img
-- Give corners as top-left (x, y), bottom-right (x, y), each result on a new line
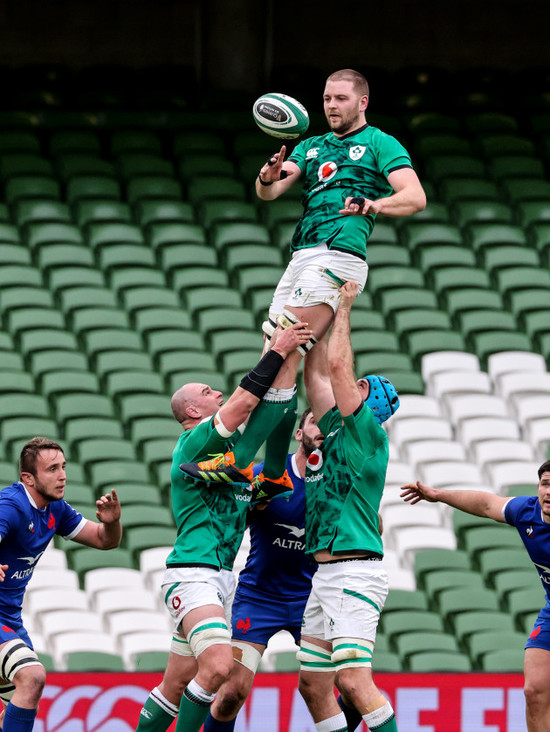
top-left (288, 124), bottom-right (412, 258)
top-left (305, 401), bottom-right (388, 556)
top-left (166, 417), bottom-right (250, 571)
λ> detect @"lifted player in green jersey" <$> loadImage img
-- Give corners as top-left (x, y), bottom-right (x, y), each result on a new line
top-left (298, 281), bottom-right (400, 732)
top-left (135, 322), bottom-right (311, 732)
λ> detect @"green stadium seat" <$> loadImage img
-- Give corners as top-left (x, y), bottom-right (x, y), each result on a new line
top-left (445, 288), bottom-right (505, 323)
top-left (109, 268), bottom-right (166, 295)
top-left (349, 310), bottom-right (385, 330)
top-left (106, 482), bottom-right (162, 506)
top-left (120, 394), bottom-right (171, 426)
top-left (88, 460), bottom-right (151, 491)
top-left (146, 330), bottom-right (205, 361)
top-left (50, 131), bottom-right (101, 156)
top-left (66, 176), bottom-right (122, 204)
top-left (225, 244), bottom-right (282, 272)
top-left (503, 179), bottom-right (550, 204)
top-left (493, 570), bottom-right (540, 607)
top-left (15, 201), bottom-right (71, 227)
top-left (382, 371), bottom-right (425, 394)
top-left (406, 330), bottom-right (467, 366)
top-left (237, 266), bottom-right (280, 297)
top-left (55, 394), bottom-right (115, 426)
top-left (529, 223), bottom-right (550, 265)
top-left (83, 330), bottom-right (145, 362)
top-left (197, 201), bottom-right (257, 231)
top-left (111, 130), bottom-right (162, 155)
top-left (157, 350), bottom-right (216, 377)
top-left (408, 112), bottom-right (461, 135)
top-left (117, 155), bottom-right (175, 182)
top-left (459, 310), bottom-right (518, 340)
top-left (452, 200), bottom-right (514, 227)
top-left (440, 179), bottom-right (500, 204)
top-left (134, 651), bottom-right (170, 672)
top-left (367, 266), bottom-right (425, 297)
top-left (137, 201), bottom-right (195, 229)
top-left (48, 267), bottom-right (106, 296)
top-left (472, 332), bottom-right (533, 365)
top-left (402, 223), bottom-right (463, 256)
top-left (197, 308), bottom-right (255, 336)
top-left (133, 309), bottom-right (192, 337)
top-left (208, 331), bottom-right (263, 359)
top-left (178, 155), bottom-right (235, 180)
top-left (122, 287), bottom-right (180, 314)
top-left (7, 307), bottom-right (65, 337)
top-left (523, 311), bottom-right (550, 345)
top-left (171, 266), bottom-right (228, 294)
top-left (64, 417), bottom-right (124, 449)
top-left (161, 244), bottom-right (217, 276)
top-left (75, 201), bottom-right (132, 229)
top-left (56, 155), bottom-right (116, 182)
top-left (480, 648), bottom-right (525, 672)
top-left (187, 177), bottom-right (246, 204)
top-left (0, 287), bottom-right (55, 315)
top-left (392, 309), bottom-right (452, 340)
top-left (516, 201), bottom-right (550, 227)
top-left (121, 504), bottom-right (174, 530)
top-left (104, 371), bottom-right (165, 401)
top-left (125, 526), bottom-right (177, 560)
top-left (371, 651), bottom-right (401, 672)
top-left (383, 590), bottom-right (429, 614)
top-left (87, 222), bottom-right (145, 252)
top-left (382, 610), bottom-right (444, 639)
top-left (0, 131), bottom-right (40, 154)
top-left (272, 221), bottom-right (298, 250)
top-left (173, 131), bottom-right (225, 156)
top-left (210, 222), bottom-right (270, 253)
top-left (507, 588), bottom-right (545, 625)
top-left (0, 154), bottom-right (53, 180)
top-left (425, 155), bottom-right (485, 182)
top-left (126, 177), bottom-right (183, 205)
top-left (0, 265), bottom-right (43, 290)
top-left (185, 286), bottom-right (242, 314)
top-left (259, 199), bottom-right (302, 229)
top-left (367, 244), bottom-right (410, 267)
top-left (464, 526), bottom-right (524, 562)
top-left (69, 547), bottom-right (134, 576)
top-left (420, 246), bottom-right (476, 277)
top-left (0, 371), bottom-right (34, 394)
top-left (466, 223), bottom-right (528, 254)
top-left (368, 222), bottom-right (399, 246)
top-left (424, 570), bottom-right (485, 606)
top-left (477, 134), bottom-right (536, 158)
top-left (453, 610), bottom-right (516, 645)
top-left (356, 352), bottom-right (415, 375)
top-left (488, 156), bottom-right (544, 180)
top-left (70, 308), bottom-right (130, 337)
top-left (165, 371), bottom-right (226, 399)
top-left (482, 246), bottom-right (540, 276)
top-left (352, 330), bottom-right (400, 355)
top-left (432, 266), bottom-right (491, 297)
top-left (507, 290), bottom-right (550, 321)
top-left (5, 177), bottom-right (61, 203)
top-left (414, 134), bottom-right (471, 158)
top-left (94, 351), bottom-right (154, 378)
top-left (76, 438), bottom-right (137, 467)
top-left (0, 394), bottom-right (50, 420)
top-left (379, 288), bottom-right (438, 318)
top-left (438, 588), bottom-right (500, 625)
top-left (66, 652), bottom-right (125, 672)
top-left (0, 243), bottom-right (30, 265)
top-left (465, 113), bottom-right (519, 135)
top-left (414, 548), bottom-right (472, 588)
top-left (0, 222), bottom-right (21, 244)
top-left (130, 416), bottom-right (181, 446)
top-left (19, 329), bottom-right (79, 358)
top-left (467, 629), bottom-right (526, 669)
top-left (478, 547), bottom-right (535, 584)
top-left (39, 371), bottom-right (100, 398)
top-left (37, 245), bottom-right (94, 274)
top-left (395, 632), bottom-right (460, 666)
top-left (28, 351), bottom-right (88, 379)
top-left (408, 651), bottom-right (471, 672)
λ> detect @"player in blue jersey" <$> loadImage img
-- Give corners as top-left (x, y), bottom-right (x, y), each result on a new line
top-left (0, 437), bottom-right (122, 732)
top-left (401, 462), bottom-right (550, 732)
top-left (202, 408), bottom-right (323, 732)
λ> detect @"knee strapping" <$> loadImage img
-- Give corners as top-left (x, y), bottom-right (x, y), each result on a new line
top-left (331, 638), bottom-right (374, 670)
top-left (170, 633), bottom-right (194, 657)
top-left (278, 309), bottom-right (317, 356)
top-left (187, 617), bottom-right (231, 658)
top-left (297, 640), bottom-right (334, 672)
top-left (232, 641), bottom-right (262, 673)
top-left (0, 639), bottom-right (41, 702)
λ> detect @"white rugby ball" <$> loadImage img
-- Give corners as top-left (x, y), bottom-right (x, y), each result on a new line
top-left (252, 93), bottom-right (309, 139)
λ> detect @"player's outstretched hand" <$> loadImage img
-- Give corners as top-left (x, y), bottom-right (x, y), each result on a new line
top-left (339, 196), bottom-right (383, 216)
top-left (338, 281), bottom-right (359, 311)
top-left (0, 564), bottom-right (8, 582)
top-left (259, 145), bottom-right (286, 183)
top-left (400, 480), bottom-right (439, 505)
top-left (95, 489), bottom-right (121, 523)
top-left (271, 321), bottom-right (312, 358)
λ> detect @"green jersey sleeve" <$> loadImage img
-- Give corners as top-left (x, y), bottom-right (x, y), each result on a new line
top-left (288, 137), bottom-right (315, 172)
top-left (173, 416), bottom-right (229, 464)
top-left (372, 128), bottom-right (413, 178)
top-left (342, 401), bottom-right (387, 475)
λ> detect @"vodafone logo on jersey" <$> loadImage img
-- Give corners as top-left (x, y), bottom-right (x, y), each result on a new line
top-left (317, 161), bottom-right (338, 182)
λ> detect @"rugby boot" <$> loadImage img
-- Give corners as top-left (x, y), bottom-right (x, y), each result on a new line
top-left (179, 451), bottom-right (254, 485)
top-left (251, 470), bottom-right (294, 506)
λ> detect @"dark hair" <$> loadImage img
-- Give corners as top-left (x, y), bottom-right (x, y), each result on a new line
top-left (538, 460), bottom-right (550, 479)
top-left (298, 407), bottom-right (312, 431)
top-left (19, 437), bottom-right (64, 476)
top-left (326, 69), bottom-right (369, 97)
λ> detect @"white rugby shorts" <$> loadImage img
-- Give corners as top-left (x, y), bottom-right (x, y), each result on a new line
top-left (162, 566), bottom-right (236, 633)
top-left (301, 560), bottom-right (389, 643)
top-left (269, 244), bottom-right (368, 315)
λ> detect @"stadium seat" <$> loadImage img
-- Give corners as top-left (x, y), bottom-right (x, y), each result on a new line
top-left (405, 439), bottom-right (467, 471)
top-left (66, 651), bottom-right (125, 672)
top-left (187, 177), bottom-right (246, 204)
top-left (66, 176), bottom-right (122, 204)
top-left (125, 526), bottom-right (177, 561)
top-left (424, 570), bottom-right (485, 607)
top-left (52, 632), bottom-right (119, 670)
top-left (5, 177), bottom-right (61, 204)
top-left (480, 648), bottom-right (525, 672)
top-left (395, 632), bottom-right (461, 667)
top-left (394, 527), bottom-right (457, 569)
top-left (440, 179), bottom-right (500, 204)
top-left (15, 200), bottom-right (71, 228)
top-left (452, 201), bottom-right (514, 227)
top-left (503, 179), bottom-right (550, 204)
top-left (137, 200), bottom-right (195, 229)
top-left (507, 588), bottom-right (546, 626)
top-left (426, 155), bottom-right (485, 183)
top-left (382, 610), bottom-right (444, 639)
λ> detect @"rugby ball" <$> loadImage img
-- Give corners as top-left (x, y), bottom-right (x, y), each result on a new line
top-left (252, 93), bottom-right (309, 139)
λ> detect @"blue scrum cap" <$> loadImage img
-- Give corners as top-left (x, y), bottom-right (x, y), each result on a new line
top-left (362, 375), bottom-right (400, 424)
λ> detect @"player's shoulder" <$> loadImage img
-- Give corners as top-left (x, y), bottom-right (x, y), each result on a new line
top-left (0, 482), bottom-right (27, 505)
top-left (506, 494), bottom-right (538, 518)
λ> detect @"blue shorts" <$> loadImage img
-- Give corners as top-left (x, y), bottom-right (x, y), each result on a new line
top-left (231, 586), bottom-right (309, 645)
top-left (0, 620), bottom-right (33, 649)
top-left (525, 606), bottom-right (550, 651)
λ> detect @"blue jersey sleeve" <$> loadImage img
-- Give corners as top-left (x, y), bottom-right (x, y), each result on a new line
top-left (503, 495), bottom-right (525, 526)
top-left (55, 501), bottom-right (86, 539)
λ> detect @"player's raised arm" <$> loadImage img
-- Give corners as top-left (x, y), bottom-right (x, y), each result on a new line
top-left (255, 146), bottom-right (301, 200)
top-left (72, 489), bottom-right (122, 549)
top-left (401, 480), bottom-right (508, 522)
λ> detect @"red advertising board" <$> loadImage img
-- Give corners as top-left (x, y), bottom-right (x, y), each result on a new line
top-left (37, 672), bottom-right (528, 732)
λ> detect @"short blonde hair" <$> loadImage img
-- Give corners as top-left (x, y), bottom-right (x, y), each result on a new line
top-left (326, 69), bottom-right (369, 97)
